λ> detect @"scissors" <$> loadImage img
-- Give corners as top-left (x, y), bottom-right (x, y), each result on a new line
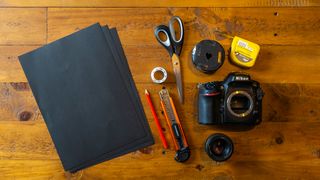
top-left (154, 16), bottom-right (184, 103)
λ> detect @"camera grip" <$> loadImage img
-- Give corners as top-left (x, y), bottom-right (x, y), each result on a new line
top-left (198, 94), bottom-right (215, 124)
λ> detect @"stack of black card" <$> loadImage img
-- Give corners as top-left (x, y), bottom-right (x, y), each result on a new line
top-left (19, 23), bottom-right (154, 172)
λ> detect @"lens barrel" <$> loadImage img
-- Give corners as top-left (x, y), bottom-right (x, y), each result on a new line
top-left (205, 133), bottom-right (233, 162)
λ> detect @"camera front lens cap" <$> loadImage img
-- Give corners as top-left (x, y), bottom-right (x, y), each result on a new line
top-left (205, 133), bottom-right (233, 162)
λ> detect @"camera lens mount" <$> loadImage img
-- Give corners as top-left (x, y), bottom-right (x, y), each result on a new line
top-left (226, 90), bottom-right (253, 118)
top-left (205, 133), bottom-right (233, 162)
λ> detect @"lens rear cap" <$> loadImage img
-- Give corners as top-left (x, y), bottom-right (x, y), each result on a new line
top-left (191, 40), bottom-right (225, 74)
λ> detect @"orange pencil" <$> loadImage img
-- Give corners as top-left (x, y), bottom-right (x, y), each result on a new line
top-left (145, 89), bottom-right (168, 149)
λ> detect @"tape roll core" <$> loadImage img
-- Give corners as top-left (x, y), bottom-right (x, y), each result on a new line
top-left (151, 67), bottom-right (167, 84)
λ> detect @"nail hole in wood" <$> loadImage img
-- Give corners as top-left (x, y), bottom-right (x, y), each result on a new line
top-left (195, 164), bottom-right (204, 171)
top-left (19, 111), bottom-right (33, 121)
top-left (275, 137), bottom-right (283, 144)
top-left (139, 147), bottom-right (153, 154)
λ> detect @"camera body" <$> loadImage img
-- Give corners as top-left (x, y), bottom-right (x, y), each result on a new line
top-left (198, 72), bottom-right (264, 125)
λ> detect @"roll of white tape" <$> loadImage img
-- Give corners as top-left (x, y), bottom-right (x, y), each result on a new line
top-left (151, 67), bottom-right (168, 84)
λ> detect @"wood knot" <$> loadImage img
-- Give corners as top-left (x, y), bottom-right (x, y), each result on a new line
top-left (65, 170), bottom-right (83, 180)
top-left (195, 164), bottom-right (204, 171)
top-left (309, 110), bottom-right (315, 115)
top-left (19, 111), bottom-right (33, 121)
top-left (138, 147), bottom-right (153, 154)
top-left (10, 82), bottom-right (29, 91)
top-left (313, 149), bottom-right (320, 158)
top-left (272, 132), bottom-right (285, 145)
top-left (275, 136), bottom-right (284, 144)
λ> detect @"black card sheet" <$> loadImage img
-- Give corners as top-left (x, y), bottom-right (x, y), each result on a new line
top-left (18, 23), bottom-right (154, 172)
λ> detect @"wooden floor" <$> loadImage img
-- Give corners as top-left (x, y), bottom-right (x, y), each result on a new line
top-left (0, 1), bottom-right (319, 179)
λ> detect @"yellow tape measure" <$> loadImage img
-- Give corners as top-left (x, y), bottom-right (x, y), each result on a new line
top-left (215, 31), bottom-right (260, 68)
top-left (230, 36), bottom-right (260, 68)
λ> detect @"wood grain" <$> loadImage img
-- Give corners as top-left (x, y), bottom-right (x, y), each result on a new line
top-left (124, 45), bottom-right (320, 83)
top-left (0, 8), bottom-right (46, 45)
top-left (1, 114), bottom-right (320, 162)
top-left (0, 160), bottom-right (66, 179)
top-left (1, 121), bottom-right (320, 178)
top-left (1, 82), bottom-right (319, 160)
top-left (0, 3), bottom-right (319, 179)
top-left (0, 0), bottom-right (319, 7)
top-left (2, 45), bottom-right (320, 83)
top-left (0, 82), bottom-right (319, 123)
top-left (0, 82), bottom-right (39, 122)
top-left (48, 8), bottom-right (320, 45)
top-left (0, 159), bottom-right (319, 179)
top-left (0, 46), bottom-right (39, 82)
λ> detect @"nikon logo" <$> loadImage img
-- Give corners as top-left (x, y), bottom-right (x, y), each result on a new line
top-left (235, 76), bottom-right (249, 81)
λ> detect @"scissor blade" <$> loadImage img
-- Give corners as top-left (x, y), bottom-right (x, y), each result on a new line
top-left (171, 54), bottom-right (183, 104)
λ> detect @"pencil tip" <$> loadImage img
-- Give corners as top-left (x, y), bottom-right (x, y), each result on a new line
top-left (145, 89), bottom-right (149, 95)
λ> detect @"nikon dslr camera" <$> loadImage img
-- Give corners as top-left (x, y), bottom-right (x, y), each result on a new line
top-left (197, 72), bottom-right (264, 125)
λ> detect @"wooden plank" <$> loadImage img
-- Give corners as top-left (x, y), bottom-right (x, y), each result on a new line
top-left (0, 82), bottom-right (319, 123)
top-left (83, 160), bottom-right (320, 179)
top-left (0, 160), bottom-right (65, 179)
top-left (0, 159), bottom-right (319, 179)
top-left (0, 122), bottom-right (55, 160)
top-left (140, 83), bottom-right (320, 124)
top-left (0, 0), bottom-right (319, 7)
top-left (0, 82), bottom-right (39, 122)
top-left (0, 121), bottom-right (320, 178)
top-left (1, 120), bottom-right (320, 162)
top-left (0, 5), bottom-right (318, 179)
top-left (0, 81), bottom-right (318, 168)
top-left (48, 8), bottom-right (320, 46)
top-left (3, 45), bottom-right (320, 83)
top-left (124, 45), bottom-right (320, 83)
top-left (0, 8), bottom-right (46, 45)
top-left (0, 46), bottom-right (38, 82)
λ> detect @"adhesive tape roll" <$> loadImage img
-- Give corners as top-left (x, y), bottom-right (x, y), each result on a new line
top-left (151, 67), bottom-right (167, 84)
